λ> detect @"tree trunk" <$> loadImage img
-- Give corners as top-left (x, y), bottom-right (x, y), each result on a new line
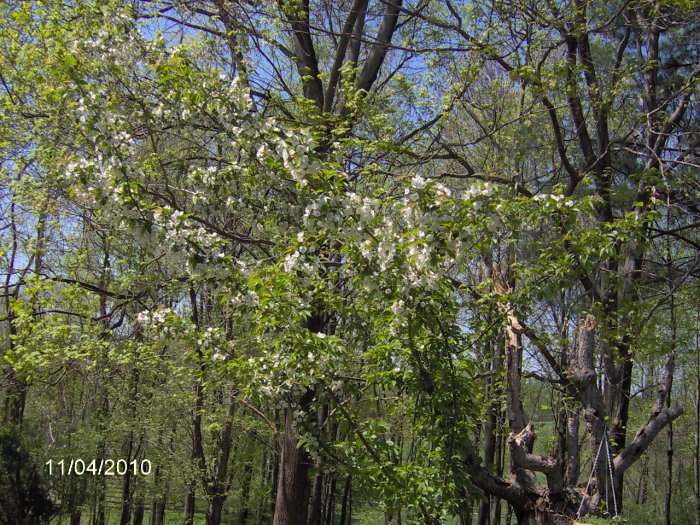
top-left (665, 289), bottom-right (676, 525)
top-left (307, 466), bottom-right (323, 525)
top-left (271, 442), bottom-right (279, 521)
top-left (637, 455), bottom-right (649, 505)
top-left (491, 428), bottom-right (505, 525)
top-left (150, 469), bottom-right (159, 525)
top-left (459, 500), bottom-right (473, 525)
top-left (207, 496), bottom-right (226, 525)
top-left (94, 489), bottom-right (106, 525)
top-left (132, 498), bottom-right (145, 525)
top-left (149, 463), bottom-right (169, 525)
top-left (272, 312), bottom-right (320, 525)
top-left (272, 409), bottom-right (313, 525)
top-left (478, 329), bottom-right (504, 525)
top-left (1, 204), bottom-right (46, 425)
top-left (121, 356), bottom-right (142, 525)
top-left (94, 448), bottom-right (107, 525)
top-left (156, 499), bottom-right (166, 525)
top-left (348, 480), bottom-right (353, 525)
top-left (323, 474), bottom-right (336, 525)
top-left (339, 476), bottom-right (351, 525)
top-left (183, 479), bottom-right (196, 525)
top-left (203, 397), bottom-right (236, 525)
top-left (120, 436), bottom-right (134, 525)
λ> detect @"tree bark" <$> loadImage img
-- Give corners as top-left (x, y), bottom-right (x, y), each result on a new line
top-left (307, 469), bottom-right (323, 525)
top-left (322, 473), bottom-right (336, 525)
top-left (477, 337), bottom-right (499, 525)
top-left (665, 289), bottom-right (676, 525)
top-left (183, 478), bottom-right (196, 525)
top-left (491, 427), bottom-right (505, 525)
top-left (149, 463), bottom-right (168, 525)
top-left (273, 408), bottom-right (313, 525)
top-left (207, 496), bottom-right (226, 525)
top-left (339, 476), bottom-right (351, 525)
top-left (307, 404), bottom-right (329, 525)
top-left (120, 443), bottom-right (134, 525)
top-left (132, 498), bottom-right (145, 525)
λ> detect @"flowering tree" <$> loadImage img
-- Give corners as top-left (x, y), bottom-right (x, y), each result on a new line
top-left (1, 1), bottom-right (698, 525)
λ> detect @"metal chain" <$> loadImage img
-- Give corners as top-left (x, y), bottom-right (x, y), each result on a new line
top-left (577, 429), bottom-right (606, 519)
top-left (605, 429), bottom-right (619, 517)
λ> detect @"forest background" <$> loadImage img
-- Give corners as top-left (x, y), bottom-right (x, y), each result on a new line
top-left (0, 1), bottom-right (699, 524)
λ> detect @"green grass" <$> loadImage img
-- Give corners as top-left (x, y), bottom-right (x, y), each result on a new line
top-left (577, 516), bottom-right (628, 525)
top-left (69, 509), bottom-right (209, 525)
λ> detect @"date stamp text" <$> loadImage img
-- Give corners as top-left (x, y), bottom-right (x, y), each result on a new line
top-left (45, 459), bottom-right (152, 476)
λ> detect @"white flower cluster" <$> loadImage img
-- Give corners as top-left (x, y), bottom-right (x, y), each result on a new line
top-left (283, 251), bottom-right (300, 273)
top-left (461, 181), bottom-right (493, 201)
top-left (282, 245), bottom-right (319, 277)
top-left (136, 307), bottom-right (169, 325)
top-left (136, 307), bottom-right (177, 331)
top-left (230, 290), bottom-right (259, 308)
top-left (411, 174), bottom-right (429, 190)
top-left (533, 193), bottom-right (575, 208)
top-left (196, 326), bottom-right (229, 362)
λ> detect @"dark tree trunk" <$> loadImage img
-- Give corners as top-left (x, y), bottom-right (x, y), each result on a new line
top-left (339, 476), bottom-right (351, 525)
top-left (273, 313), bottom-right (320, 525)
top-left (322, 475), bottom-right (336, 525)
top-left (477, 364), bottom-right (497, 524)
top-left (207, 496), bottom-right (226, 525)
top-left (149, 464), bottom-right (168, 525)
top-left (203, 398), bottom-right (236, 525)
top-left (120, 438), bottom-right (134, 525)
top-left (637, 455), bottom-right (649, 505)
top-left (155, 499), bottom-right (166, 525)
top-left (308, 406), bottom-right (331, 525)
top-left (272, 409), bottom-right (313, 525)
top-left (271, 443), bottom-right (279, 521)
top-left (665, 285), bottom-right (676, 525)
top-left (459, 500), bottom-right (473, 525)
top-left (183, 479), bottom-right (196, 525)
top-left (478, 331), bottom-right (503, 525)
top-left (307, 467), bottom-right (323, 525)
top-left (491, 428), bottom-right (505, 525)
top-left (132, 498), bottom-right (145, 525)
top-left (94, 464), bottom-right (107, 525)
top-left (121, 344), bottom-right (142, 525)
